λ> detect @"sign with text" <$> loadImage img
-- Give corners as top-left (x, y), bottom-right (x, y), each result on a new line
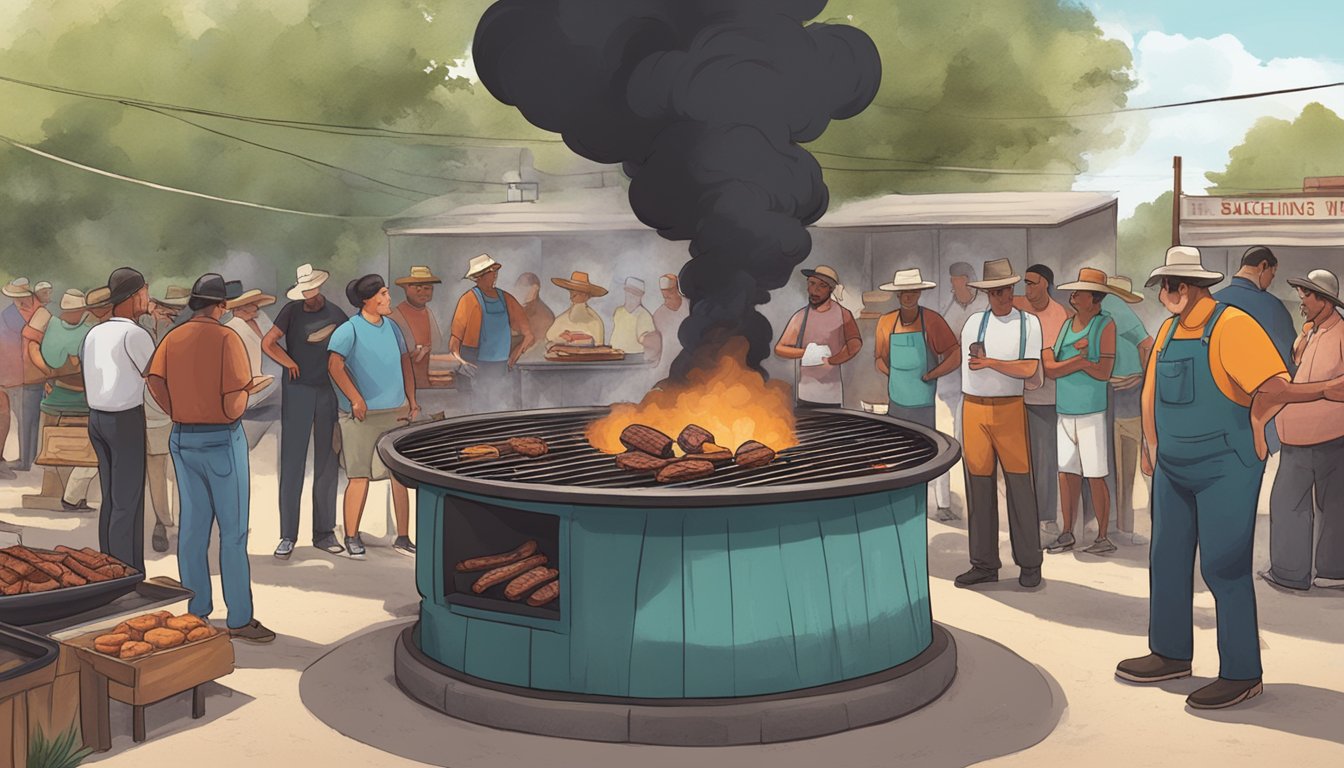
top-left (1182, 196), bottom-right (1344, 221)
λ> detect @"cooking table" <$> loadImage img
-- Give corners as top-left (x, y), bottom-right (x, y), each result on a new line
top-left (514, 352), bottom-right (659, 408)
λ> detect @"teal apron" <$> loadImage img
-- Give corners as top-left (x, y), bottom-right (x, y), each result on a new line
top-left (1148, 303), bottom-right (1264, 680)
top-left (887, 308), bottom-right (937, 428)
top-left (473, 287), bottom-right (511, 363)
top-left (1053, 312), bottom-right (1110, 416)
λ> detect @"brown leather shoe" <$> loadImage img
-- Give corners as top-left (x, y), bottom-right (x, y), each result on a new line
top-left (1187, 677), bottom-right (1263, 709)
top-left (1115, 653), bottom-right (1192, 683)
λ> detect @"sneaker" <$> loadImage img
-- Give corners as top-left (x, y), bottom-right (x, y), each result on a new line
top-left (314, 534), bottom-right (345, 555)
top-left (1047, 531), bottom-right (1076, 554)
top-left (1083, 537), bottom-right (1117, 555)
top-left (1115, 653), bottom-right (1192, 684)
top-left (393, 536), bottom-right (416, 557)
top-left (274, 538), bottom-right (295, 560)
top-left (1186, 677), bottom-right (1263, 710)
top-left (152, 523), bottom-right (169, 553)
top-left (61, 498), bottom-right (94, 513)
top-left (345, 535), bottom-right (366, 559)
top-left (954, 567), bottom-right (999, 588)
top-left (1258, 569), bottom-right (1308, 592)
top-left (228, 619), bottom-right (277, 644)
top-left (1019, 567), bottom-right (1042, 589)
top-left (1041, 521), bottom-right (1061, 538)
top-left (0, 465), bottom-right (15, 480)
top-left (1120, 532), bottom-right (1150, 546)
top-left (1313, 576), bottom-right (1344, 590)
top-left (934, 507), bottom-right (959, 522)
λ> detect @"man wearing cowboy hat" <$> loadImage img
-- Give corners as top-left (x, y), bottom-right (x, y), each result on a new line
top-left (81, 267), bottom-right (154, 572)
top-left (775, 265), bottom-right (862, 409)
top-left (1042, 268), bottom-right (1119, 556)
top-left (611, 277), bottom-right (657, 356)
top-left (35, 290), bottom-right (99, 511)
top-left (149, 273), bottom-right (274, 643)
top-left (143, 285), bottom-right (190, 342)
top-left (1116, 245), bottom-right (1306, 709)
top-left (226, 287), bottom-right (281, 450)
top-left (651, 273), bottom-right (688, 372)
top-left (1261, 269), bottom-right (1344, 592)
top-left (874, 269), bottom-right (959, 430)
top-left (263, 264), bottom-right (349, 559)
top-left (1, 278), bottom-right (39, 476)
top-left (390, 266), bottom-right (447, 391)
top-left (545, 269), bottom-right (608, 347)
top-left (955, 258), bottom-right (1044, 589)
top-left (1095, 276), bottom-right (1154, 546)
top-left (3, 277), bottom-right (51, 474)
top-left (449, 255), bottom-right (534, 412)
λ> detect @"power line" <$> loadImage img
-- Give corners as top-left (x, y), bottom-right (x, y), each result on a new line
top-left (873, 80), bottom-right (1344, 121)
top-left (818, 164), bottom-right (1168, 179)
top-left (0, 133), bottom-right (392, 219)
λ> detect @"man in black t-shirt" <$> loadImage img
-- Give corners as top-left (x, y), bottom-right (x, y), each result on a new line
top-left (262, 264), bottom-right (348, 560)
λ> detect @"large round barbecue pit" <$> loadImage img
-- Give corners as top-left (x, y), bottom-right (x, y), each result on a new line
top-left (379, 407), bottom-right (961, 746)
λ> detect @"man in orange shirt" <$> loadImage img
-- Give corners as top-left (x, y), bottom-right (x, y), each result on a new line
top-left (448, 254), bottom-right (534, 412)
top-left (148, 274), bottom-right (274, 644)
top-left (1115, 247), bottom-right (1308, 709)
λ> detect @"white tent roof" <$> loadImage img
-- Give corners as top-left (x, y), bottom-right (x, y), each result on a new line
top-left (385, 189), bottom-right (1118, 236)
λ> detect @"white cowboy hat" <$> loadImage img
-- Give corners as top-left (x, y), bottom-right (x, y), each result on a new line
top-left (1058, 267), bottom-right (1120, 295)
top-left (968, 259), bottom-right (1021, 290)
top-left (1288, 269), bottom-right (1344, 309)
top-left (624, 277), bottom-right (646, 294)
top-left (226, 289), bottom-right (278, 310)
top-left (34, 281), bottom-right (52, 293)
top-left (59, 289), bottom-right (86, 311)
top-left (2, 277), bottom-right (33, 298)
top-left (287, 263), bottom-right (331, 300)
top-left (1107, 275), bottom-right (1144, 304)
top-left (464, 254), bottom-right (502, 280)
top-left (879, 268), bottom-right (937, 292)
top-left (1145, 246), bottom-right (1224, 288)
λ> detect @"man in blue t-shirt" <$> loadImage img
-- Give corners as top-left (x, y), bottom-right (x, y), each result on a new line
top-left (328, 274), bottom-right (420, 559)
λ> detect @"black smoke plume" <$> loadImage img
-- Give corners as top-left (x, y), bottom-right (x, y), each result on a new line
top-left (473, 0), bottom-right (880, 379)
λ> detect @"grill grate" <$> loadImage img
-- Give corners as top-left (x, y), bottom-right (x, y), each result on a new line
top-left (390, 410), bottom-right (939, 491)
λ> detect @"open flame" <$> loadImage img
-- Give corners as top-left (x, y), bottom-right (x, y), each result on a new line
top-left (587, 340), bottom-right (798, 454)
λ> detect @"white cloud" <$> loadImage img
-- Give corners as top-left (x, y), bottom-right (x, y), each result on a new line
top-left (1075, 30), bottom-right (1344, 218)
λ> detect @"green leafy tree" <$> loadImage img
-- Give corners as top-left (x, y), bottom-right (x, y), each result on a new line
top-left (1205, 102), bottom-right (1344, 192)
top-left (1118, 190), bottom-right (1172, 286)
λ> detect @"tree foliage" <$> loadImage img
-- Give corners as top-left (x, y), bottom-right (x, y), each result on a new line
top-left (1205, 102), bottom-right (1344, 192)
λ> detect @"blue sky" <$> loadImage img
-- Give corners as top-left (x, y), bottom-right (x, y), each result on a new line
top-left (1087, 1), bottom-right (1343, 63)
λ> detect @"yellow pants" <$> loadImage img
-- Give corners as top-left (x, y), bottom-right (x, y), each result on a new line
top-left (962, 395), bottom-right (1032, 477)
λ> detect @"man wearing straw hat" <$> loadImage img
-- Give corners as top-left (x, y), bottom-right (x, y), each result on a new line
top-left (954, 258), bottom-right (1044, 590)
top-left (1, 278), bottom-right (37, 476)
top-left (3, 277), bottom-right (48, 473)
top-left (449, 255), bottom-right (534, 412)
top-left (1116, 245), bottom-right (1305, 709)
top-left (545, 269), bottom-right (608, 347)
top-left (1261, 269), bottom-right (1344, 592)
top-left (36, 290), bottom-right (100, 511)
top-left (775, 265), bottom-right (862, 409)
top-left (876, 268), bottom-right (960, 520)
top-left (1099, 276), bottom-right (1153, 545)
top-left (263, 264), bottom-right (349, 559)
top-left (390, 266), bottom-right (448, 391)
top-left (227, 287), bottom-right (281, 450)
top-left (1043, 268), bottom-right (1119, 556)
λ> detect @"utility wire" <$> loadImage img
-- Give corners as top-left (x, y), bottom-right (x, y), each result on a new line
top-left (0, 133), bottom-right (392, 219)
top-left (874, 80), bottom-right (1344, 120)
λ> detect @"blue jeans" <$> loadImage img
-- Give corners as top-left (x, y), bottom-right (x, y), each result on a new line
top-left (170, 422), bottom-right (253, 629)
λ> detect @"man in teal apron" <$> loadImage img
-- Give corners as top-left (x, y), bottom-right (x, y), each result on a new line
top-left (1116, 246), bottom-right (1297, 710)
top-left (448, 254), bottom-right (534, 413)
top-left (874, 268), bottom-right (960, 434)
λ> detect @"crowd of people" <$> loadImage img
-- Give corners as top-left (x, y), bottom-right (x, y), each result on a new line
top-left (770, 245), bottom-right (1344, 708)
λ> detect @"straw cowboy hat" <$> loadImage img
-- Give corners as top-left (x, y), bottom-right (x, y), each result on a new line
top-left (969, 259), bottom-right (1021, 290)
top-left (59, 289), bottom-right (86, 311)
top-left (1145, 246), bottom-right (1224, 288)
top-left (801, 265), bottom-right (840, 287)
top-left (551, 270), bottom-right (608, 297)
top-left (1107, 275), bottom-right (1144, 304)
top-left (2, 277), bottom-right (33, 298)
top-left (395, 265), bottom-right (443, 286)
top-left (464, 254), bottom-right (502, 280)
top-left (1058, 267), bottom-right (1121, 295)
top-left (226, 289), bottom-right (278, 310)
top-left (85, 286), bottom-right (112, 309)
top-left (287, 263), bottom-right (331, 300)
top-left (1288, 269), bottom-right (1344, 309)
top-left (154, 285), bottom-right (191, 308)
top-left (879, 268), bottom-right (937, 292)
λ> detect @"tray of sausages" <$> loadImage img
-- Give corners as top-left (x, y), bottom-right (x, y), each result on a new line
top-left (455, 540), bottom-right (560, 608)
top-left (0, 546), bottom-right (143, 626)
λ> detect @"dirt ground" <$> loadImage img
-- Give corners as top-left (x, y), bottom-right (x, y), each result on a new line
top-left (2, 410), bottom-right (1342, 767)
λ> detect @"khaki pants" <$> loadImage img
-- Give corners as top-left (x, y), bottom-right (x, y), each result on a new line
top-left (1114, 416), bottom-right (1145, 534)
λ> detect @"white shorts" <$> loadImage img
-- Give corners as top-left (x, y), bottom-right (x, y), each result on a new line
top-left (1057, 412), bottom-right (1109, 478)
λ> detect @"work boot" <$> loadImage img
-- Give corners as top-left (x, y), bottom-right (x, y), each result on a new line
top-left (152, 523), bottom-right (169, 553)
top-left (954, 567), bottom-right (999, 588)
top-left (1115, 653), bottom-right (1192, 684)
top-left (1186, 678), bottom-right (1263, 710)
